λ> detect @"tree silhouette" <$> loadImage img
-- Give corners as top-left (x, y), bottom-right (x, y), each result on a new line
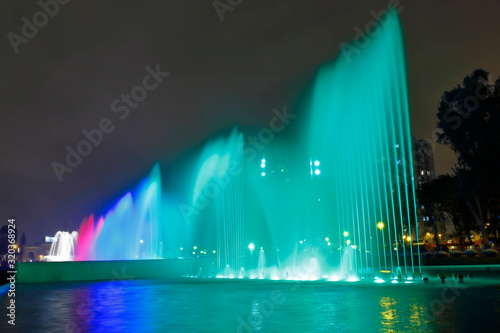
top-left (436, 69), bottom-right (500, 245)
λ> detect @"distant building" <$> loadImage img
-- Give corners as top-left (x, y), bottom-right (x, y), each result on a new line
top-left (22, 243), bottom-right (52, 262)
top-left (413, 137), bottom-right (435, 190)
top-left (0, 225), bottom-right (11, 265)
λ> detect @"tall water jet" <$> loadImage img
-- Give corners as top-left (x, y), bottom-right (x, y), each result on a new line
top-left (258, 248), bottom-right (265, 278)
top-left (304, 9), bottom-right (419, 278)
top-left (42, 231), bottom-right (78, 262)
top-left (75, 163), bottom-right (163, 260)
top-left (190, 128), bottom-right (245, 273)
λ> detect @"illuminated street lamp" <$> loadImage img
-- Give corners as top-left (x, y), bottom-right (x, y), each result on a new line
top-left (378, 222), bottom-right (386, 256)
top-left (343, 231), bottom-right (349, 237)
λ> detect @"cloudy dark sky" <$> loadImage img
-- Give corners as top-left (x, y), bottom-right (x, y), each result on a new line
top-left (2, 0), bottom-right (500, 244)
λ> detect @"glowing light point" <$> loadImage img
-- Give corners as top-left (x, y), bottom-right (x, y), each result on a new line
top-left (248, 243), bottom-right (255, 252)
top-left (140, 240), bottom-right (144, 243)
top-left (260, 163), bottom-right (266, 168)
top-left (261, 172), bottom-right (266, 176)
top-left (325, 237), bottom-right (329, 242)
top-left (377, 222), bottom-right (384, 230)
top-left (343, 231), bottom-right (349, 237)
top-left (314, 160), bottom-right (320, 167)
top-left (314, 169), bottom-right (321, 175)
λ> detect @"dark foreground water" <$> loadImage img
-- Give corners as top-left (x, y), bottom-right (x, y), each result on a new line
top-left (1, 276), bottom-right (500, 333)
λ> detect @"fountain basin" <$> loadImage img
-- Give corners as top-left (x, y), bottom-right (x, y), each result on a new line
top-left (15, 258), bottom-right (211, 284)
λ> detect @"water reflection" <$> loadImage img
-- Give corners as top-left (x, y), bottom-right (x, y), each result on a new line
top-left (1, 280), bottom-right (499, 332)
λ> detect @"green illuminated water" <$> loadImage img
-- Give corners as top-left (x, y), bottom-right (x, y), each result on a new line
top-left (303, 10), bottom-right (420, 278)
top-left (185, 10), bottom-right (420, 280)
top-left (66, 10), bottom-right (418, 280)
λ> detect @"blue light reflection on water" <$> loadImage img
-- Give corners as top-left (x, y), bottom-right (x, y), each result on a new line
top-left (2, 279), bottom-right (500, 332)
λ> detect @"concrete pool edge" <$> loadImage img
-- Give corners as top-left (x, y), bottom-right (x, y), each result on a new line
top-left (12, 260), bottom-right (500, 284)
top-left (14, 258), bottom-right (213, 284)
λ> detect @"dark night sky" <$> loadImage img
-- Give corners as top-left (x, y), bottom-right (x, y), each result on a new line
top-left (2, 0), bottom-right (500, 244)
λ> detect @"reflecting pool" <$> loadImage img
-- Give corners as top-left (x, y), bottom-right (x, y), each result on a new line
top-left (3, 278), bottom-right (499, 332)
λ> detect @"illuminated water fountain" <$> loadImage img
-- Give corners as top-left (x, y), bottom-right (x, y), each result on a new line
top-left (75, 163), bottom-right (163, 261)
top-left (45, 10), bottom-right (419, 283)
top-left (213, 9), bottom-right (419, 281)
top-left (42, 231), bottom-right (78, 262)
top-left (188, 128), bottom-right (245, 277)
top-left (303, 9), bottom-right (420, 279)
